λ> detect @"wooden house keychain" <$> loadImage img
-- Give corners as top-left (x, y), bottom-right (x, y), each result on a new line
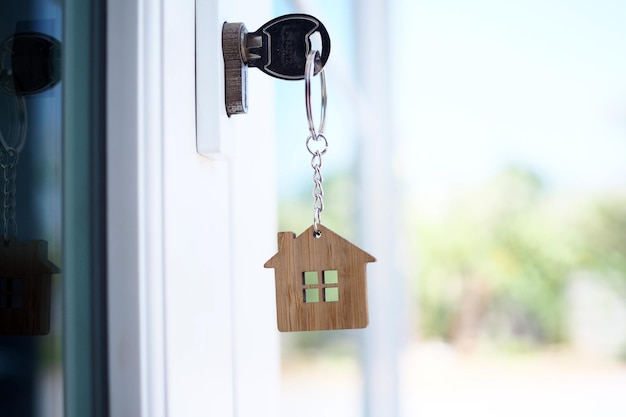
top-left (0, 100), bottom-right (59, 335)
top-left (265, 51), bottom-right (376, 332)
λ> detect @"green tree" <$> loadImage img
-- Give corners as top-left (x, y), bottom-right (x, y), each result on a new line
top-left (415, 167), bottom-right (573, 348)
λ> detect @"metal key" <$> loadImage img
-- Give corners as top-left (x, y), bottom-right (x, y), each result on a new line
top-left (246, 14), bottom-right (331, 80)
top-left (222, 14), bottom-right (331, 115)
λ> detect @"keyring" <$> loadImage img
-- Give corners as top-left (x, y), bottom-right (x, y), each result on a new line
top-left (305, 50), bottom-right (327, 138)
top-left (306, 133), bottom-right (328, 156)
top-left (0, 94), bottom-right (27, 153)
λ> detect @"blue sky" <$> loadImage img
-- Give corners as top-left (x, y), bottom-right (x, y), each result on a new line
top-left (275, 0), bottom-right (626, 197)
top-left (396, 0), bottom-right (626, 194)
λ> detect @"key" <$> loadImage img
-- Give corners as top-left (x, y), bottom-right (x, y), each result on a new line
top-left (245, 14), bottom-right (331, 80)
top-left (221, 14), bottom-right (331, 115)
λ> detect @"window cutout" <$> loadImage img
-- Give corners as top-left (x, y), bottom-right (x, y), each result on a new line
top-left (304, 288), bottom-right (319, 303)
top-left (0, 277), bottom-right (24, 309)
top-left (303, 271), bottom-right (318, 285)
top-left (325, 287), bottom-right (339, 302)
top-left (11, 295), bottom-right (22, 309)
top-left (323, 270), bottom-right (338, 284)
top-left (0, 277), bottom-right (8, 308)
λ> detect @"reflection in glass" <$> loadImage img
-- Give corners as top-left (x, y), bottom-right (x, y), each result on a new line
top-left (0, 2), bottom-right (63, 416)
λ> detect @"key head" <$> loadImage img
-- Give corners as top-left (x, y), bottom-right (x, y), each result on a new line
top-left (247, 14), bottom-right (331, 80)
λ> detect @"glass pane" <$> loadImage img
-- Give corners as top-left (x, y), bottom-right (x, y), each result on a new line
top-left (0, 2), bottom-right (63, 416)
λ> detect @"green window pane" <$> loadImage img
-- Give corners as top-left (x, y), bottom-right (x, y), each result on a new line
top-left (303, 271), bottom-right (318, 285)
top-left (323, 270), bottom-right (338, 284)
top-left (304, 288), bottom-right (319, 303)
top-left (324, 287), bottom-right (339, 302)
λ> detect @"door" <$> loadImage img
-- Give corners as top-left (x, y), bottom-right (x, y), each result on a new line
top-left (106, 0), bottom-right (280, 416)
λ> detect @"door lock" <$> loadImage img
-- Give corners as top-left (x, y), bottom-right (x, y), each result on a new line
top-left (222, 14), bottom-right (331, 116)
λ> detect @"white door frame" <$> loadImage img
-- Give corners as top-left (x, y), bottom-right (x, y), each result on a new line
top-left (106, 0), bottom-right (279, 415)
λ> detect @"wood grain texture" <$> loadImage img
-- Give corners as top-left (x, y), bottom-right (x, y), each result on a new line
top-left (265, 224), bottom-right (375, 332)
top-left (0, 238), bottom-right (59, 335)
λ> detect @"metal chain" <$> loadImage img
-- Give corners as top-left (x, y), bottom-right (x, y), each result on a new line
top-left (304, 50), bottom-right (328, 238)
top-left (0, 147), bottom-right (18, 242)
top-left (0, 91), bottom-right (27, 243)
top-left (306, 134), bottom-right (328, 237)
top-left (312, 150), bottom-right (324, 227)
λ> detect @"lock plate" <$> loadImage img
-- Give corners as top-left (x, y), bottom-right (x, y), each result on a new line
top-left (222, 22), bottom-right (249, 116)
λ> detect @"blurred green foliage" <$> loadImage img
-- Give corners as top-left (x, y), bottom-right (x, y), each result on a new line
top-left (278, 173), bottom-right (358, 241)
top-left (278, 165), bottom-right (626, 352)
top-left (415, 166), bottom-right (626, 349)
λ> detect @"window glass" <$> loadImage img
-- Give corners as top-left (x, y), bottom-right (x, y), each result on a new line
top-left (0, 2), bottom-right (62, 416)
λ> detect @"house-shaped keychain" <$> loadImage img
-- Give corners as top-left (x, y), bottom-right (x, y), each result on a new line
top-left (0, 238), bottom-right (60, 335)
top-left (264, 224), bottom-right (375, 332)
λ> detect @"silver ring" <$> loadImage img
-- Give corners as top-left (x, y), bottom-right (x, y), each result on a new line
top-left (306, 133), bottom-right (328, 156)
top-left (0, 94), bottom-right (27, 153)
top-left (305, 50), bottom-right (327, 137)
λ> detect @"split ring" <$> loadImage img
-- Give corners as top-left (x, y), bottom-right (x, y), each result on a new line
top-left (306, 133), bottom-right (328, 156)
top-left (305, 50), bottom-right (327, 138)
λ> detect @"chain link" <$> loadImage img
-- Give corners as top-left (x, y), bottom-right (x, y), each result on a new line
top-left (304, 50), bottom-right (329, 238)
top-left (311, 149), bottom-right (324, 235)
top-left (0, 147), bottom-right (18, 242)
top-left (307, 134), bottom-right (328, 237)
top-left (0, 92), bottom-right (26, 243)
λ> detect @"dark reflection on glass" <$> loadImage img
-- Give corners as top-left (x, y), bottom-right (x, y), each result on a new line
top-left (0, 2), bottom-right (63, 416)
top-left (1, 32), bottom-right (61, 95)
